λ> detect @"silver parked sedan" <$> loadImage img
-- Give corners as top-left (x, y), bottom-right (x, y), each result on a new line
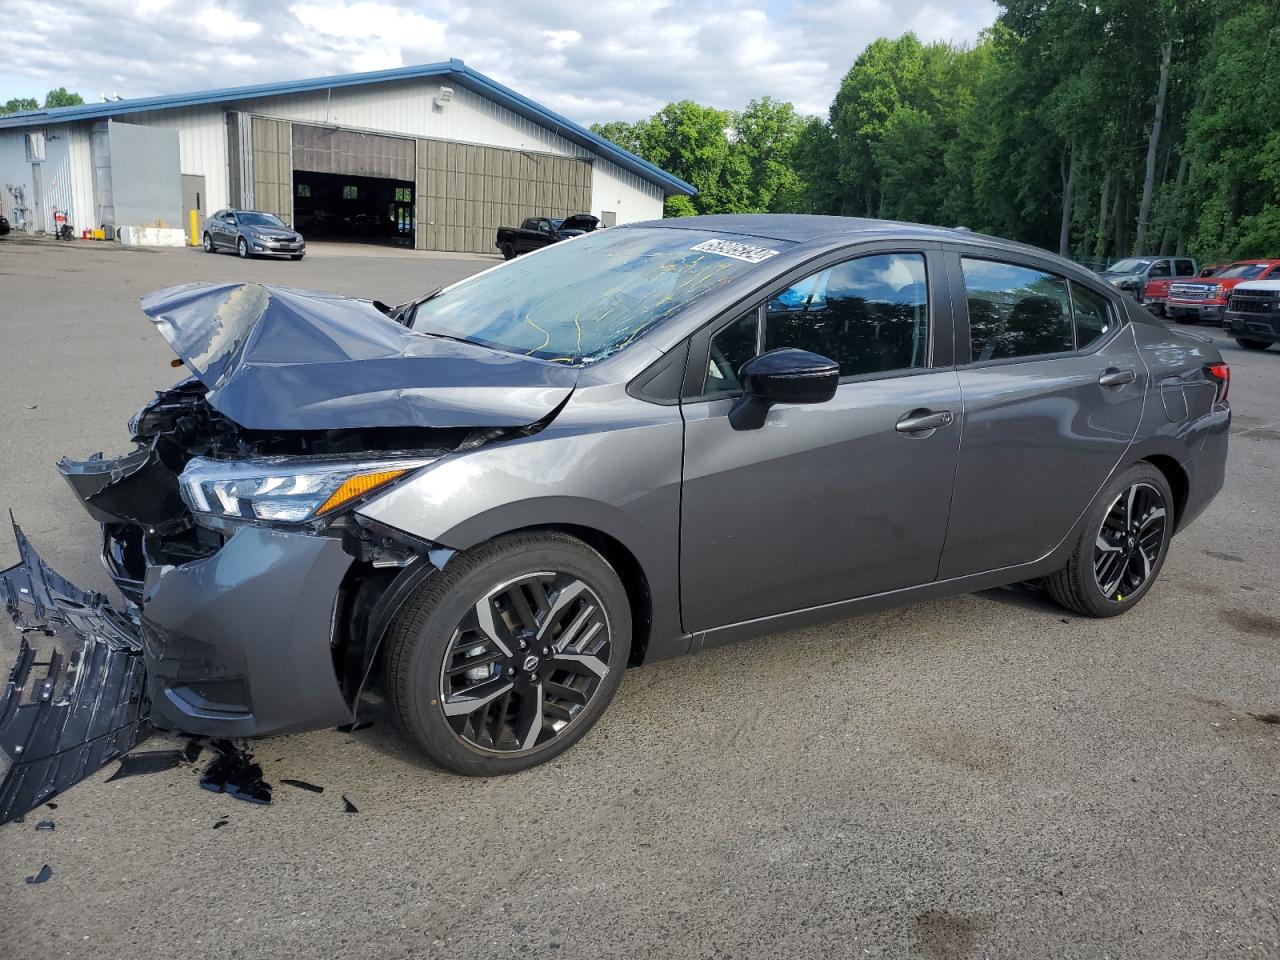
top-left (202, 208), bottom-right (306, 260)
top-left (0, 215), bottom-right (1229, 815)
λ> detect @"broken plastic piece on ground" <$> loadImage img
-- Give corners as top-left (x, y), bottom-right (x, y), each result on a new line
top-left (35, 819), bottom-right (54, 831)
top-left (200, 739), bottom-right (271, 805)
top-left (181, 738), bottom-right (204, 763)
top-left (281, 778), bottom-right (324, 794)
top-left (342, 793), bottom-right (360, 814)
top-left (105, 750), bottom-right (183, 782)
top-left (0, 522), bottom-right (151, 825)
top-left (336, 720), bottom-right (374, 733)
top-left (212, 817), bottom-right (229, 830)
top-left (25, 864), bottom-right (52, 884)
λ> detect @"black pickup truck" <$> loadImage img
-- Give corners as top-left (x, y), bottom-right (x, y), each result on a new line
top-left (495, 214), bottom-right (599, 259)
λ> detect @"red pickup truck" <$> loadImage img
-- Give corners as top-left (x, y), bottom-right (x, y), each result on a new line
top-left (1165, 259), bottom-right (1280, 324)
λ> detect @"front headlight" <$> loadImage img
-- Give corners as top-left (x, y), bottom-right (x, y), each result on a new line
top-left (178, 456), bottom-right (435, 524)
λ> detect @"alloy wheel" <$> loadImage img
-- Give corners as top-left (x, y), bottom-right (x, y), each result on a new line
top-left (237, 238), bottom-right (248, 258)
top-left (438, 572), bottom-right (612, 754)
top-left (1093, 481), bottom-right (1167, 602)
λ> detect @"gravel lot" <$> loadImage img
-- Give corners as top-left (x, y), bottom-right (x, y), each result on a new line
top-left (1, 236), bottom-right (1277, 959)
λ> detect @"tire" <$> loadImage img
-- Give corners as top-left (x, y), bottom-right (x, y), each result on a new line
top-left (202, 233), bottom-right (214, 253)
top-left (385, 531), bottom-right (631, 775)
top-left (290, 253), bottom-right (304, 261)
top-left (237, 237), bottom-right (249, 259)
top-left (1235, 338), bottom-right (1272, 351)
top-left (500, 242), bottom-right (516, 260)
top-left (1045, 462), bottom-right (1174, 618)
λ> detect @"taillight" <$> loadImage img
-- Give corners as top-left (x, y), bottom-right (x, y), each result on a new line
top-left (1205, 362), bottom-right (1230, 404)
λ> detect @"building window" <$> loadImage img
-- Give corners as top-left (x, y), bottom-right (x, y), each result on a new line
top-left (342, 185), bottom-right (358, 199)
top-left (296, 183), bottom-right (311, 198)
top-left (394, 187), bottom-right (412, 202)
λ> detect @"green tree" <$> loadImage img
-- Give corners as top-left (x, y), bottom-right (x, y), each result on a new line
top-left (43, 87), bottom-right (84, 108)
top-left (589, 120), bottom-right (643, 154)
top-left (733, 97), bottom-right (805, 212)
top-left (636, 100), bottom-right (750, 216)
top-left (1, 97), bottom-right (39, 115)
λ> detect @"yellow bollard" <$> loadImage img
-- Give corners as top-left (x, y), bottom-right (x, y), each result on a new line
top-left (189, 209), bottom-right (199, 246)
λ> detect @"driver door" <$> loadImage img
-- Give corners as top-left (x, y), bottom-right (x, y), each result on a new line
top-left (679, 247), bottom-right (962, 634)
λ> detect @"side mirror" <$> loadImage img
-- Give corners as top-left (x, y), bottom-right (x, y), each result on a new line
top-left (729, 348), bottom-right (839, 431)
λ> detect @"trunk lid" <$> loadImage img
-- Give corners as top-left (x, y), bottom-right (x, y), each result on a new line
top-left (141, 283), bottom-right (579, 431)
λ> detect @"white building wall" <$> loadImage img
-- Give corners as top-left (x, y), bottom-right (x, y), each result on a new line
top-left (0, 125), bottom-right (94, 232)
top-left (590, 160), bottom-right (665, 224)
top-left (125, 105), bottom-right (231, 213)
top-left (0, 74), bottom-right (675, 233)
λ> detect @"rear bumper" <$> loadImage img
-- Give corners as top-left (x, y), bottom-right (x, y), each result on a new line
top-left (1224, 309), bottom-right (1280, 343)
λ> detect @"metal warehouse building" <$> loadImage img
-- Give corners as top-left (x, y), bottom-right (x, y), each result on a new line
top-left (0, 59), bottom-right (693, 253)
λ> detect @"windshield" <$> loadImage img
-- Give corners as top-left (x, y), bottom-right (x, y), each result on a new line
top-left (411, 227), bottom-right (788, 363)
top-left (239, 212), bottom-right (286, 227)
top-left (1107, 258), bottom-right (1152, 275)
top-left (1217, 263), bottom-right (1268, 280)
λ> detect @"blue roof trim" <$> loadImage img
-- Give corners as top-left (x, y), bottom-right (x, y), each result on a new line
top-left (0, 58), bottom-right (695, 196)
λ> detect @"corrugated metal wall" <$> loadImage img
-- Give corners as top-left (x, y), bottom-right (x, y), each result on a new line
top-left (415, 139), bottom-right (591, 254)
top-left (250, 116), bottom-right (292, 222)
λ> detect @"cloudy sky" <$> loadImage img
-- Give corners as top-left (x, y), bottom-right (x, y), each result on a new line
top-left (1, 0), bottom-right (998, 123)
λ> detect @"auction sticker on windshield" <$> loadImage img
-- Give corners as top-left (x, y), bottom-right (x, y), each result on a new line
top-left (690, 239), bottom-right (780, 264)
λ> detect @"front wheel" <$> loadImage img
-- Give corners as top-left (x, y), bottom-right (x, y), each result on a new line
top-left (1236, 338), bottom-right (1272, 351)
top-left (1045, 462), bottom-right (1174, 617)
top-left (290, 253), bottom-right (304, 261)
top-left (237, 237), bottom-right (249, 259)
top-left (500, 242), bottom-right (516, 260)
top-left (385, 532), bottom-right (631, 775)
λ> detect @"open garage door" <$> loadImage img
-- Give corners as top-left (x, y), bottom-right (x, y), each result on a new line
top-left (292, 124), bottom-right (415, 247)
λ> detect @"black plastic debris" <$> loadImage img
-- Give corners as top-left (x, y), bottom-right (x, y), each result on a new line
top-left (200, 739), bottom-right (271, 805)
top-left (336, 720), bottom-right (374, 733)
top-left (45, 802), bottom-right (56, 810)
top-left (181, 739), bottom-right (204, 763)
top-left (212, 817), bottom-right (230, 830)
top-left (25, 864), bottom-right (52, 884)
top-left (0, 523), bottom-right (151, 825)
top-left (342, 793), bottom-right (360, 814)
top-left (105, 750), bottom-right (183, 782)
top-left (281, 778), bottom-right (324, 794)
top-left (35, 819), bottom-right (54, 831)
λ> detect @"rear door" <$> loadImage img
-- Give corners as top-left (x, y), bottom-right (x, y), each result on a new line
top-left (937, 248), bottom-right (1146, 579)
top-left (679, 244), bottom-right (962, 632)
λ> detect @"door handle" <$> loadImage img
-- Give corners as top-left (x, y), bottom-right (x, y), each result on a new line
top-left (895, 409), bottom-right (953, 433)
top-left (1098, 368), bottom-right (1137, 387)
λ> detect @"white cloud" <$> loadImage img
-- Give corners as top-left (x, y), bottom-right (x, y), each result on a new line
top-left (195, 7), bottom-right (261, 39)
top-left (2, 0), bottom-right (998, 122)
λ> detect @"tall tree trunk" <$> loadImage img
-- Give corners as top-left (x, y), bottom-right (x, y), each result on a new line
top-left (1058, 141), bottom-right (1078, 256)
top-left (1161, 150), bottom-right (1189, 255)
top-left (1094, 171), bottom-right (1112, 261)
top-left (1134, 38), bottom-right (1172, 254)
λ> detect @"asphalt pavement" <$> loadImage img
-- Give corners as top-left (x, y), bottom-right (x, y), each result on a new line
top-left (0, 236), bottom-right (1277, 959)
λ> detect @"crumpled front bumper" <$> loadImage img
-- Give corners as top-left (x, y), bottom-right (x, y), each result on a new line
top-left (0, 517), bottom-right (357, 823)
top-left (0, 523), bottom-right (151, 823)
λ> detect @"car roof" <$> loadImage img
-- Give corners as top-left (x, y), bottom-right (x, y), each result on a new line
top-left (625, 213), bottom-right (1091, 271)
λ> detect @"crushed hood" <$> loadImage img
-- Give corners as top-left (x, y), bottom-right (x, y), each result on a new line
top-left (140, 283), bottom-right (579, 431)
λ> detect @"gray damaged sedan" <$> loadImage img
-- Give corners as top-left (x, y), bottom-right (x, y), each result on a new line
top-left (0, 215), bottom-right (1230, 818)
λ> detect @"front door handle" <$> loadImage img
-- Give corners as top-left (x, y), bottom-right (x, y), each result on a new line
top-left (895, 409), bottom-right (953, 433)
top-left (1098, 368), bottom-right (1137, 387)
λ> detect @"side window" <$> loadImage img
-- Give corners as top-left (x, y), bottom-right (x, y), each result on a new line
top-left (961, 258), bottom-right (1073, 361)
top-left (704, 309), bottom-right (760, 395)
top-left (1148, 261), bottom-right (1171, 278)
top-left (1176, 260), bottom-right (1196, 277)
top-left (1070, 282), bottom-right (1114, 350)
top-left (763, 253), bottom-right (929, 377)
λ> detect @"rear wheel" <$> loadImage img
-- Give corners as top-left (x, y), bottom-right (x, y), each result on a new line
top-left (1235, 338), bottom-right (1272, 351)
top-left (386, 532), bottom-right (631, 775)
top-left (1046, 462), bottom-right (1173, 618)
top-left (202, 233), bottom-right (214, 253)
